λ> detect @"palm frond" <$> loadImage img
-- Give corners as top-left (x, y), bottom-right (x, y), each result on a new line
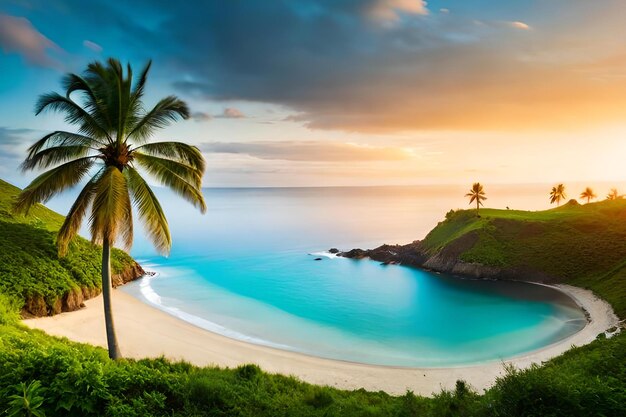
top-left (134, 141), bottom-right (206, 172)
top-left (116, 61), bottom-right (134, 142)
top-left (134, 153), bottom-right (206, 213)
top-left (119, 175), bottom-right (134, 250)
top-left (134, 152), bottom-right (203, 187)
top-left (89, 166), bottom-right (132, 245)
top-left (26, 131), bottom-right (106, 159)
top-left (127, 96), bottom-right (190, 143)
top-left (125, 167), bottom-right (171, 254)
top-left (57, 168), bottom-right (104, 256)
top-left (130, 60), bottom-right (152, 107)
top-left (21, 144), bottom-right (93, 171)
top-left (35, 93), bottom-right (112, 142)
top-left (62, 73), bottom-right (113, 131)
top-left (13, 157), bottom-right (97, 214)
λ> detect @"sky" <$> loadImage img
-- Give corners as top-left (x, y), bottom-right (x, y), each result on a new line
top-left (1, 0), bottom-right (626, 188)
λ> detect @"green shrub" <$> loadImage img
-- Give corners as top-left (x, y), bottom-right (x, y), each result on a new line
top-left (185, 374), bottom-right (238, 415)
top-left (431, 380), bottom-right (481, 417)
top-left (0, 292), bottom-right (20, 325)
top-left (235, 364), bottom-right (261, 381)
top-left (485, 335), bottom-right (626, 417)
top-left (5, 380), bottom-right (46, 417)
top-left (304, 386), bottom-right (334, 409)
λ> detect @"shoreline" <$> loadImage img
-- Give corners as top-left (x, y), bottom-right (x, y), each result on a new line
top-left (128, 272), bottom-right (596, 369)
top-left (24, 281), bottom-right (619, 396)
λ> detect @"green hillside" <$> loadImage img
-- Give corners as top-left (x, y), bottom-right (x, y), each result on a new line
top-left (0, 179), bottom-right (142, 316)
top-left (423, 200), bottom-right (626, 318)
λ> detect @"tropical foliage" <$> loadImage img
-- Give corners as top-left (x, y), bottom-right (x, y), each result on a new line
top-left (465, 182), bottom-right (487, 213)
top-left (579, 187), bottom-right (596, 204)
top-left (13, 59), bottom-right (206, 359)
top-left (5, 380), bottom-right (46, 417)
top-left (606, 188), bottom-right (622, 200)
top-left (549, 183), bottom-right (567, 206)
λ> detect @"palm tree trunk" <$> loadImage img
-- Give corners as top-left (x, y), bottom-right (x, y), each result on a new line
top-left (102, 239), bottom-right (122, 359)
top-left (476, 199), bottom-right (479, 213)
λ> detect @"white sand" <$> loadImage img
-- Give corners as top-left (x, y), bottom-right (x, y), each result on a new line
top-left (24, 283), bottom-right (619, 396)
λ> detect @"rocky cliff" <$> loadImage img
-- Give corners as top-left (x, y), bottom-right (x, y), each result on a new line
top-left (21, 261), bottom-right (145, 317)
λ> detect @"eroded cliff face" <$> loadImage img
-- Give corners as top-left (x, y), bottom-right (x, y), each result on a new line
top-left (21, 261), bottom-right (145, 317)
top-left (111, 262), bottom-right (145, 288)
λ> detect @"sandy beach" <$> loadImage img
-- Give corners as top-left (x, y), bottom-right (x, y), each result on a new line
top-left (24, 283), bottom-right (619, 396)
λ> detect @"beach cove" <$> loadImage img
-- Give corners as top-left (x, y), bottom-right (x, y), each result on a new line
top-left (25, 282), bottom-right (618, 396)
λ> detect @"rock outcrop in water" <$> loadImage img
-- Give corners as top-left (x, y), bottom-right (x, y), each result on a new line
top-left (336, 233), bottom-right (510, 278)
top-left (336, 240), bottom-right (542, 281)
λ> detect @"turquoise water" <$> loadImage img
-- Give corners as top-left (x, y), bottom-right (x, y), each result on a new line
top-left (111, 186), bottom-right (588, 367)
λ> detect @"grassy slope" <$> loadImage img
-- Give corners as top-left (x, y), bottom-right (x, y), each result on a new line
top-left (0, 179), bottom-right (136, 314)
top-left (423, 200), bottom-right (626, 318)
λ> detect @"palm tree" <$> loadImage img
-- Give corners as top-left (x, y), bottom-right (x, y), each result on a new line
top-left (13, 58), bottom-right (206, 359)
top-left (580, 187), bottom-right (597, 204)
top-left (606, 188), bottom-right (621, 200)
top-left (465, 182), bottom-right (487, 214)
top-left (549, 183), bottom-right (567, 206)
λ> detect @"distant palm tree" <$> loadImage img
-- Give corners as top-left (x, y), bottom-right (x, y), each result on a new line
top-left (14, 58), bottom-right (207, 359)
top-left (606, 188), bottom-right (622, 200)
top-left (580, 187), bottom-right (597, 204)
top-left (549, 183), bottom-right (567, 206)
top-left (465, 182), bottom-right (487, 214)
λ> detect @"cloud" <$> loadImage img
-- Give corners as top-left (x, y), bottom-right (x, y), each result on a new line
top-left (0, 14), bottom-right (62, 68)
top-left (82, 39), bottom-right (102, 52)
top-left (510, 21), bottom-right (530, 30)
top-left (199, 141), bottom-right (412, 162)
top-left (164, 1), bottom-right (626, 133)
top-left (190, 111), bottom-right (212, 122)
top-left (216, 108), bottom-right (245, 119)
top-left (367, 0), bottom-right (428, 22)
top-left (0, 127), bottom-right (35, 176)
top-left (189, 108), bottom-right (244, 121)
